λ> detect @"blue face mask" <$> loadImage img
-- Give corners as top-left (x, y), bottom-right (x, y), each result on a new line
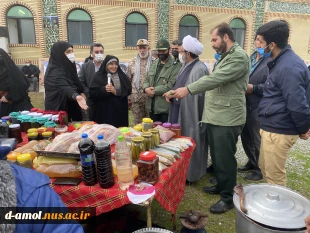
top-left (214, 53), bottom-right (221, 61)
top-left (257, 44), bottom-right (271, 58)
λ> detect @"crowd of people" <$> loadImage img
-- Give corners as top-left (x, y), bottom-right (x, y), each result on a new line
top-left (1, 20), bottom-right (310, 218)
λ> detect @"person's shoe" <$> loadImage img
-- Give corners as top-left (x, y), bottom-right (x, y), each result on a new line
top-left (186, 180), bottom-right (193, 186)
top-left (238, 164), bottom-right (255, 172)
top-left (206, 164), bottom-right (214, 174)
top-left (209, 176), bottom-right (217, 185)
top-left (203, 186), bottom-right (220, 194)
top-left (245, 170), bottom-right (263, 181)
top-left (210, 200), bottom-right (234, 214)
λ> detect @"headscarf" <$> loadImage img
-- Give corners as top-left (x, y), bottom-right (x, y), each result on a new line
top-left (0, 49), bottom-right (30, 102)
top-left (45, 41), bottom-right (84, 92)
top-left (99, 55), bottom-right (122, 75)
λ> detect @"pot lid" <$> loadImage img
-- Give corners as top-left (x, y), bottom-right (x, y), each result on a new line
top-left (133, 228), bottom-right (173, 233)
top-left (233, 184), bottom-right (310, 229)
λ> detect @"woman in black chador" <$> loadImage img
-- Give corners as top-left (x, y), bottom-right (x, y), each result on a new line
top-left (89, 55), bottom-right (131, 127)
top-left (0, 49), bottom-right (33, 117)
top-left (44, 41), bottom-right (87, 121)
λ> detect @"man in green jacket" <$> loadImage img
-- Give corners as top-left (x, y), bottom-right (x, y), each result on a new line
top-left (172, 23), bottom-right (250, 214)
top-left (143, 39), bottom-right (182, 122)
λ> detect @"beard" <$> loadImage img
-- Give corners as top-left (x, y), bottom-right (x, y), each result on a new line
top-left (139, 51), bottom-right (149, 59)
top-left (214, 40), bottom-right (227, 55)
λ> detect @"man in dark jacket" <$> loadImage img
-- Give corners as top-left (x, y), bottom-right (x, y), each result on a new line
top-left (257, 20), bottom-right (310, 187)
top-left (238, 35), bottom-right (271, 181)
top-left (22, 60), bottom-right (40, 92)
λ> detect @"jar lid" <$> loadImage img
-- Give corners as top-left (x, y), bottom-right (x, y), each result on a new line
top-left (149, 129), bottom-right (159, 133)
top-left (142, 118), bottom-right (152, 123)
top-left (171, 124), bottom-right (180, 129)
top-left (233, 184), bottom-right (310, 230)
top-left (9, 112), bottom-right (20, 117)
top-left (17, 115), bottom-right (25, 120)
top-left (153, 121), bottom-right (162, 126)
top-left (9, 124), bottom-right (20, 128)
top-left (44, 121), bottom-right (56, 128)
top-left (27, 113), bottom-right (37, 117)
top-left (17, 153), bottom-right (31, 162)
top-left (37, 127), bottom-right (46, 132)
top-left (30, 108), bottom-right (38, 112)
top-left (35, 113), bottom-right (43, 117)
top-left (1, 116), bottom-right (11, 120)
top-left (27, 128), bottom-right (38, 133)
top-left (162, 123), bottom-right (172, 128)
top-left (141, 132), bottom-right (152, 137)
top-left (134, 125), bottom-right (142, 131)
top-left (27, 132), bottom-right (38, 136)
top-left (139, 151), bottom-right (156, 161)
top-left (132, 136), bottom-right (144, 142)
top-left (42, 132), bottom-right (52, 136)
top-left (37, 110), bottom-right (44, 113)
top-left (46, 127), bottom-right (55, 132)
top-left (37, 117), bottom-right (48, 121)
top-left (51, 115), bottom-right (59, 120)
top-left (29, 118), bottom-right (38, 123)
top-left (7, 151), bottom-right (20, 160)
top-left (120, 127), bottom-right (130, 133)
top-left (21, 111), bottom-right (30, 115)
top-left (22, 115), bottom-right (32, 120)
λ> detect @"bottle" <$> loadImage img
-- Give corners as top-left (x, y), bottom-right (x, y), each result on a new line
top-left (114, 135), bottom-right (134, 190)
top-left (0, 119), bottom-right (9, 138)
top-left (94, 134), bottom-right (115, 189)
top-left (78, 133), bottom-right (97, 186)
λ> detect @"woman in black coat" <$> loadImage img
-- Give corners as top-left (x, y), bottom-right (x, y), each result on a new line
top-left (89, 55), bottom-right (131, 127)
top-left (0, 49), bottom-right (33, 117)
top-left (44, 41), bottom-right (87, 121)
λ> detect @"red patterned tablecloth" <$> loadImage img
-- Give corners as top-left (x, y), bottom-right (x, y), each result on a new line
top-left (18, 134), bottom-right (195, 215)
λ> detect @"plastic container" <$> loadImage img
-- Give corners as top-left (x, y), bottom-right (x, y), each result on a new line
top-left (162, 122), bottom-right (172, 129)
top-left (9, 112), bottom-right (20, 124)
top-left (171, 123), bottom-right (181, 138)
top-left (17, 153), bottom-right (32, 169)
top-left (153, 121), bottom-right (162, 127)
top-left (0, 119), bottom-right (9, 138)
top-left (142, 118), bottom-right (153, 132)
top-left (115, 135), bottom-right (134, 190)
top-left (141, 132), bottom-right (154, 151)
top-left (131, 136), bottom-right (145, 164)
top-left (6, 151), bottom-right (20, 164)
top-left (149, 129), bottom-right (160, 146)
top-left (78, 133), bottom-right (97, 186)
top-left (137, 151), bottom-right (159, 184)
top-left (8, 124), bottom-right (23, 143)
top-left (55, 125), bottom-right (68, 136)
top-left (28, 132), bottom-right (38, 141)
top-left (42, 131), bottom-right (53, 140)
top-left (94, 134), bottom-right (115, 189)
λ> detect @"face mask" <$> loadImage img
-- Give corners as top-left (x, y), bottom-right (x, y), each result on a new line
top-left (158, 53), bottom-right (169, 62)
top-left (257, 44), bottom-right (271, 58)
top-left (25, 63), bottom-right (30, 66)
top-left (172, 50), bottom-right (179, 59)
top-left (67, 53), bottom-right (75, 63)
top-left (214, 53), bottom-right (221, 61)
top-left (95, 53), bottom-right (104, 62)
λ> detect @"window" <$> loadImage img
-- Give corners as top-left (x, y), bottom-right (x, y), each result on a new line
top-left (179, 15), bottom-right (199, 40)
top-left (230, 18), bottom-right (246, 49)
top-left (67, 9), bottom-right (93, 45)
top-left (125, 13), bottom-right (148, 47)
top-left (6, 6), bottom-right (36, 44)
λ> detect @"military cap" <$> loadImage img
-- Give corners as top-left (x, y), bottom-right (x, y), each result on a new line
top-left (155, 39), bottom-right (170, 50)
top-left (136, 39), bottom-right (149, 46)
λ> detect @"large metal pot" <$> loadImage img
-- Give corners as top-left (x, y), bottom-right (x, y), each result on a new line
top-left (233, 184), bottom-right (310, 233)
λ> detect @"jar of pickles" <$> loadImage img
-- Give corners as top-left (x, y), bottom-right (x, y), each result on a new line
top-left (141, 132), bottom-right (154, 151)
top-left (131, 136), bottom-right (145, 164)
top-left (142, 118), bottom-right (153, 132)
top-left (137, 151), bottom-right (159, 184)
top-left (17, 153), bottom-right (32, 169)
top-left (9, 124), bottom-right (22, 143)
top-left (149, 129), bottom-right (160, 146)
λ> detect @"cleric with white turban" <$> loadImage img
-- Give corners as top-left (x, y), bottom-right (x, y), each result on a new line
top-left (182, 35), bottom-right (203, 56)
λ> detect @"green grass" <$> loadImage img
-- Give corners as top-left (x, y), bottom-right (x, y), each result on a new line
top-left (29, 92), bottom-right (310, 232)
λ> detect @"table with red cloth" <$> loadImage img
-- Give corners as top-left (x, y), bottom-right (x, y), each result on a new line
top-left (18, 134), bottom-right (195, 228)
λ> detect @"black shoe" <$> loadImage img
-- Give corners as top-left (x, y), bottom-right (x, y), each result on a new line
top-left (209, 176), bottom-right (217, 185)
top-left (245, 170), bottom-right (263, 181)
top-left (206, 164), bottom-right (214, 174)
top-left (203, 186), bottom-right (220, 194)
top-left (186, 180), bottom-right (193, 186)
top-left (238, 164), bottom-right (255, 172)
top-left (210, 200), bottom-right (234, 214)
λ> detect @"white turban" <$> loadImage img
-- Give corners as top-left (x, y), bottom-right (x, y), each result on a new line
top-left (182, 35), bottom-right (203, 56)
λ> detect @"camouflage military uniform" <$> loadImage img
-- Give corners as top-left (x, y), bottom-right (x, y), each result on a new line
top-left (127, 55), bottom-right (154, 125)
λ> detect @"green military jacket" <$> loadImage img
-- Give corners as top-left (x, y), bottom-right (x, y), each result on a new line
top-left (187, 43), bottom-right (250, 126)
top-left (143, 56), bottom-right (181, 114)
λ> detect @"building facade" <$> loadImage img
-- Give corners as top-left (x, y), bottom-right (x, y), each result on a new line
top-left (1, 0), bottom-right (310, 70)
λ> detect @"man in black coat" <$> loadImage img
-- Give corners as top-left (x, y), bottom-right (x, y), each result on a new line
top-left (22, 60), bottom-right (40, 92)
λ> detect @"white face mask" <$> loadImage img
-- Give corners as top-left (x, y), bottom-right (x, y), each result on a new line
top-left (66, 53), bottom-right (75, 63)
top-left (25, 63), bottom-right (30, 66)
top-left (178, 53), bottom-right (185, 64)
top-left (94, 53), bottom-right (104, 62)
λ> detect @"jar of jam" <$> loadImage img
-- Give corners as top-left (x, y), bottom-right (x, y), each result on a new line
top-left (44, 121), bottom-right (56, 128)
top-left (142, 118), bottom-right (152, 132)
top-left (171, 124), bottom-right (181, 138)
top-left (149, 129), bottom-right (160, 146)
top-left (21, 115), bottom-right (32, 133)
top-left (131, 136), bottom-right (145, 164)
top-left (162, 122), bottom-right (172, 129)
top-left (137, 151), bottom-right (159, 185)
top-left (30, 108), bottom-right (38, 112)
top-left (21, 110), bottom-right (30, 115)
top-left (51, 115), bottom-right (59, 124)
top-left (17, 153), bottom-right (32, 169)
top-left (42, 131), bottom-right (52, 140)
top-left (1, 116), bottom-right (11, 125)
top-left (29, 118), bottom-right (40, 128)
top-left (6, 151), bottom-right (20, 164)
top-left (46, 127), bottom-right (55, 138)
top-left (141, 132), bottom-right (154, 151)
top-left (153, 121), bottom-right (162, 127)
top-left (9, 112), bottom-right (20, 124)
top-left (17, 115), bottom-right (25, 132)
top-left (9, 124), bottom-right (22, 143)
top-left (37, 117), bottom-right (48, 127)
top-left (27, 128), bottom-right (38, 133)
top-left (28, 132), bottom-right (38, 141)
top-left (37, 127), bottom-right (46, 140)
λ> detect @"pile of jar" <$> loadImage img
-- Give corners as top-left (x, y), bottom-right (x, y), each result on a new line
top-left (6, 151), bottom-right (36, 169)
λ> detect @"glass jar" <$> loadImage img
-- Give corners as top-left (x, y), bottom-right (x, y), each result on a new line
top-left (27, 128), bottom-right (38, 133)
top-left (149, 129), bottom-right (160, 146)
top-left (42, 131), bottom-right (53, 140)
top-left (44, 121), bottom-right (56, 128)
top-left (42, 114), bottom-right (53, 121)
top-left (162, 122), bottom-right (172, 129)
top-left (142, 118), bottom-right (153, 132)
top-left (6, 151), bottom-right (20, 164)
top-left (30, 108), bottom-right (38, 112)
top-left (141, 132), bottom-right (154, 151)
top-left (1, 116), bottom-right (11, 125)
top-left (131, 136), bottom-right (145, 164)
top-left (17, 153), bottom-right (32, 169)
top-left (137, 151), bottom-right (159, 184)
top-left (21, 111), bottom-right (30, 115)
top-left (153, 121), bottom-right (162, 127)
top-left (55, 125), bottom-right (67, 136)
top-left (9, 112), bottom-right (20, 124)
top-left (28, 132), bottom-right (38, 141)
top-left (58, 111), bottom-right (68, 125)
top-left (37, 127), bottom-right (46, 140)
top-left (171, 124), bottom-right (181, 138)
top-left (29, 118), bottom-right (40, 128)
top-left (37, 117), bottom-right (48, 127)
top-left (51, 115), bottom-right (59, 124)
top-left (46, 128), bottom-right (55, 139)
top-left (9, 124), bottom-right (22, 143)
top-left (21, 115), bottom-right (32, 133)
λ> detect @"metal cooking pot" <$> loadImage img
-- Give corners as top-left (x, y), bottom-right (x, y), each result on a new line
top-left (233, 184), bottom-right (310, 233)
top-left (133, 228), bottom-right (173, 233)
